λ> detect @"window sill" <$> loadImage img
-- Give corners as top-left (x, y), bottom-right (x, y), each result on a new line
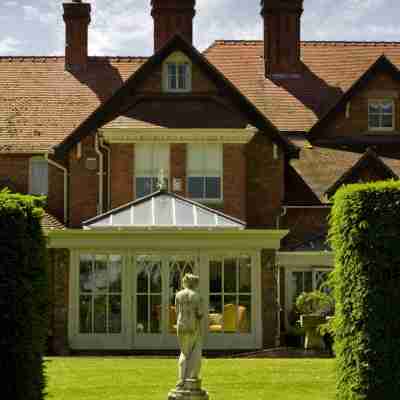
top-left (366, 128), bottom-right (396, 134)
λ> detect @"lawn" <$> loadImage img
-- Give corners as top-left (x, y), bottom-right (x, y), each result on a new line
top-left (45, 357), bottom-right (335, 400)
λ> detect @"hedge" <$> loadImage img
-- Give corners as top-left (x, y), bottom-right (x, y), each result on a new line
top-left (329, 181), bottom-right (400, 400)
top-left (0, 190), bottom-right (48, 400)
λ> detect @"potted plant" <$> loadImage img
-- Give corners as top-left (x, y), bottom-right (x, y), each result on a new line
top-left (295, 290), bottom-right (334, 350)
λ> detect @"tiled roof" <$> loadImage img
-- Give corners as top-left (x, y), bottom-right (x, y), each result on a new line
top-left (289, 134), bottom-right (400, 202)
top-left (41, 212), bottom-right (66, 231)
top-left (205, 41), bottom-right (400, 132)
top-left (0, 57), bottom-right (146, 153)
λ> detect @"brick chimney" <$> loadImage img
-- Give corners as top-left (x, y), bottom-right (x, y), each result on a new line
top-left (261, 0), bottom-right (303, 77)
top-left (63, 0), bottom-right (91, 72)
top-left (151, 0), bottom-right (196, 53)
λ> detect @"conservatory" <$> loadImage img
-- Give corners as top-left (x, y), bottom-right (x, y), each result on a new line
top-left (48, 190), bottom-right (287, 350)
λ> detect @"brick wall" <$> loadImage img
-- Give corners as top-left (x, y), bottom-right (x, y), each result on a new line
top-left (110, 143), bottom-right (134, 208)
top-left (246, 133), bottom-right (285, 228)
top-left (0, 155), bottom-right (30, 193)
top-left (69, 135), bottom-right (99, 227)
top-left (223, 144), bottom-right (246, 221)
top-left (136, 62), bottom-right (218, 94)
top-left (321, 71), bottom-right (400, 138)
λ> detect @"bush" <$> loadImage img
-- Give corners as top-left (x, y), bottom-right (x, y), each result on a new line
top-left (329, 181), bottom-right (400, 400)
top-left (295, 290), bottom-right (334, 316)
top-left (0, 190), bottom-right (48, 400)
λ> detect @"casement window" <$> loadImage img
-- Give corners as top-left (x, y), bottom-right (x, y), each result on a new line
top-left (187, 144), bottom-right (223, 201)
top-left (368, 99), bottom-right (395, 131)
top-left (289, 269), bottom-right (331, 306)
top-left (208, 255), bottom-right (252, 334)
top-left (163, 52), bottom-right (192, 93)
top-left (29, 157), bottom-right (48, 196)
top-left (79, 254), bottom-right (123, 334)
top-left (135, 144), bottom-right (170, 199)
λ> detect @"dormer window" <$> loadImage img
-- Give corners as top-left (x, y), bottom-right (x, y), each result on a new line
top-left (368, 100), bottom-right (395, 131)
top-left (163, 52), bottom-right (192, 93)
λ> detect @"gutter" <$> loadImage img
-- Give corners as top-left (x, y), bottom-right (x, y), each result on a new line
top-left (99, 137), bottom-right (111, 210)
top-left (46, 156), bottom-right (68, 224)
top-left (94, 133), bottom-right (104, 214)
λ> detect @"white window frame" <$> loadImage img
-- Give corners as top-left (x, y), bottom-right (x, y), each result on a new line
top-left (284, 266), bottom-right (332, 329)
top-left (368, 99), bottom-right (395, 131)
top-left (134, 144), bottom-right (170, 199)
top-left (187, 143), bottom-right (223, 203)
top-left (29, 156), bottom-right (49, 196)
top-left (163, 52), bottom-right (192, 93)
top-left (69, 248), bottom-right (262, 351)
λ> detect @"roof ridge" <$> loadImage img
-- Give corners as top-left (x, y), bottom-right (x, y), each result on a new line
top-left (0, 55), bottom-right (148, 62)
top-left (210, 39), bottom-right (400, 46)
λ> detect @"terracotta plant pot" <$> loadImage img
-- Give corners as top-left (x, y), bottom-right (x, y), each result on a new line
top-left (300, 315), bottom-right (326, 350)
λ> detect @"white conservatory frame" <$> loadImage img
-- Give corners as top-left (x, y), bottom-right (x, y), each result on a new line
top-left (48, 229), bottom-right (287, 351)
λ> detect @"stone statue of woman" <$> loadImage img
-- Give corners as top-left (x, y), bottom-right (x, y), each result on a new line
top-left (168, 274), bottom-right (209, 400)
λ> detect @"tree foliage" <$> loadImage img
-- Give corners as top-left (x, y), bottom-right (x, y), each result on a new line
top-left (329, 181), bottom-right (400, 400)
top-left (0, 190), bottom-right (48, 400)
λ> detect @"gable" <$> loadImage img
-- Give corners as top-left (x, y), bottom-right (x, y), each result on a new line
top-left (325, 150), bottom-right (398, 198)
top-left (309, 56), bottom-right (400, 141)
top-left (55, 35), bottom-right (297, 158)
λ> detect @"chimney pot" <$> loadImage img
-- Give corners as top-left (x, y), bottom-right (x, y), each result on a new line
top-left (151, 0), bottom-right (196, 53)
top-left (261, 0), bottom-right (304, 77)
top-left (63, 1), bottom-right (91, 72)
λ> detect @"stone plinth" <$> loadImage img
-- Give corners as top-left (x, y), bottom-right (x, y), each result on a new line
top-left (168, 379), bottom-right (209, 400)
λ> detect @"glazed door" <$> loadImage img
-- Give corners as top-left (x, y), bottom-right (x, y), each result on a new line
top-left (133, 252), bottom-right (199, 349)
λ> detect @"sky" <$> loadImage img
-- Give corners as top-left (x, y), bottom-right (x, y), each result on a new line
top-left (0, 0), bottom-right (399, 56)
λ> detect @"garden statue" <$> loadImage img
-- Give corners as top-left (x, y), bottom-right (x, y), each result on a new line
top-left (168, 274), bottom-right (209, 400)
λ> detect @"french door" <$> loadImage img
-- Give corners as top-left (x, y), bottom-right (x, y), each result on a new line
top-left (133, 252), bottom-right (199, 348)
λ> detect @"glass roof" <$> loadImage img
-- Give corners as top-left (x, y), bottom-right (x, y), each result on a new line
top-left (83, 191), bottom-right (245, 230)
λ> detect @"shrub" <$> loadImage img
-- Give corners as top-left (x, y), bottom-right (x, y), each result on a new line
top-left (0, 190), bottom-right (48, 400)
top-left (329, 181), bottom-right (400, 400)
top-left (295, 290), bottom-right (334, 316)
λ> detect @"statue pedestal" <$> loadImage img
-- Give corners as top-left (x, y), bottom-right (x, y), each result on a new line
top-left (168, 379), bottom-right (209, 400)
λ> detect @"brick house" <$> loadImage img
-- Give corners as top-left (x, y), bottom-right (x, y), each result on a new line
top-left (1, 0), bottom-right (400, 354)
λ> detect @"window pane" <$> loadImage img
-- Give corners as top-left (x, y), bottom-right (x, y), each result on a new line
top-left (205, 177), bottom-right (221, 199)
top-left (150, 295), bottom-right (162, 333)
top-left (369, 103), bottom-right (380, 114)
top-left (150, 262), bottom-right (162, 293)
top-left (369, 114), bottom-right (380, 128)
top-left (239, 256), bottom-right (252, 293)
top-left (79, 295), bottom-right (92, 333)
top-left (239, 295), bottom-right (251, 333)
top-left (109, 255), bottom-right (122, 293)
top-left (136, 177), bottom-right (154, 198)
top-left (304, 271), bottom-right (313, 293)
top-left (381, 102), bottom-right (393, 114)
top-left (223, 296), bottom-right (237, 333)
top-left (137, 295), bottom-right (148, 333)
top-left (80, 255), bottom-right (93, 293)
top-left (205, 144), bottom-right (222, 173)
top-left (224, 258), bottom-right (237, 293)
top-left (168, 64), bottom-right (177, 89)
top-left (137, 260), bottom-right (148, 293)
top-left (30, 159), bottom-right (48, 195)
top-left (188, 177), bottom-right (204, 198)
top-left (209, 295), bottom-right (223, 333)
top-left (187, 144), bottom-right (204, 172)
top-left (178, 64), bottom-right (187, 89)
top-left (210, 260), bottom-right (222, 293)
top-left (382, 114), bottom-right (393, 128)
top-left (94, 255), bottom-right (108, 292)
top-left (109, 295), bottom-right (122, 334)
top-left (93, 295), bottom-right (107, 333)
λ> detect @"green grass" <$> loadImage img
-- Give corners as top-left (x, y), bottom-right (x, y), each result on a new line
top-left (45, 357), bottom-right (335, 400)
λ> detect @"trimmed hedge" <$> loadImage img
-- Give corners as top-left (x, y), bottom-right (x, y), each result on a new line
top-left (0, 190), bottom-right (48, 400)
top-left (329, 181), bottom-right (400, 400)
